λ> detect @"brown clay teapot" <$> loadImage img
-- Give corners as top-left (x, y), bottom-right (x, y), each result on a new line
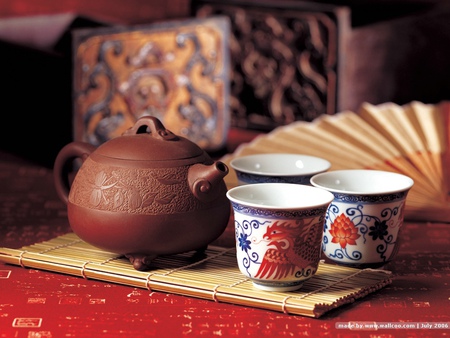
top-left (54, 116), bottom-right (230, 270)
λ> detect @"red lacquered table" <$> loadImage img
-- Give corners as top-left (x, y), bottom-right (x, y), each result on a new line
top-left (1, 142), bottom-right (449, 337)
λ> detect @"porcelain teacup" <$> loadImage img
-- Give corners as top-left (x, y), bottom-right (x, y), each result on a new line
top-left (310, 169), bottom-right (414, 269)
top-left (226, 183), bottom-right (334, 291)
top-left (230, 153), bottom-right (331, 185)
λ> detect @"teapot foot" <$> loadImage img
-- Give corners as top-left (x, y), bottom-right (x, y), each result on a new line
top-left (125, 246), bottom-right (210, 271)
top-left (125, 253), bottom-right (158, 271)
top-left (192, 245), bottom-right (208, 259)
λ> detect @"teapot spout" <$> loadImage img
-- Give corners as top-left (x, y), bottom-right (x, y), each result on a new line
top-left (188, 161), bottom-right (229, 203)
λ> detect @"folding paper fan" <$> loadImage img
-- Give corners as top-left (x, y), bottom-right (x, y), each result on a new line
top-left (221, 101), bottom-right (450, 222)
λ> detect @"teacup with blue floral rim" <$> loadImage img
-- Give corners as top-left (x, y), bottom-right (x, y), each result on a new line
top-left (230, 153), bottom-right (331, 186)
top-left (310, 169), bottom-right (414, 269)
top-left (227, 183), bottom-right (334, 291)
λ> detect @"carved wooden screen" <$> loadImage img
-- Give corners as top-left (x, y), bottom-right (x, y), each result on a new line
top-left (194, 0), bottom-right (347, 131)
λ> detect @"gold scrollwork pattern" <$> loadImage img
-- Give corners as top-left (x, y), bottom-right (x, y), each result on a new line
top-left (73, 17), bottom-right (229, 151)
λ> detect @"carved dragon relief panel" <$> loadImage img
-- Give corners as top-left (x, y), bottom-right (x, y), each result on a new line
top-left (195, 2), bottom-right (341, 131)
top-left (73, 16), bottom-right (230, 151)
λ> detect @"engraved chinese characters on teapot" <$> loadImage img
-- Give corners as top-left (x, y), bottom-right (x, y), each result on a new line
top-left (54, 116), bottom-right (230, 270)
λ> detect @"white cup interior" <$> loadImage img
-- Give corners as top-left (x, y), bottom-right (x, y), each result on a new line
top-left (310, 169), bottom-right (414, 194)
top-left (226, 183), bottom-right (334, 209)
top-left (230, 153), bottom-right (331, 176)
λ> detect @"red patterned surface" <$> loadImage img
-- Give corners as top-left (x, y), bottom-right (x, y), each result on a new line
top-left (1, 150), bottom-right (450, 337)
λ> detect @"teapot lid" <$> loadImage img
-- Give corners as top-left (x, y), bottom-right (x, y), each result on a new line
top-left (93, 116), bottom-right (206, 163)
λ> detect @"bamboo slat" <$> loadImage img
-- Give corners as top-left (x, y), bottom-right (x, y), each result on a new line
top-left (0, 233), bottom-right (393, 318)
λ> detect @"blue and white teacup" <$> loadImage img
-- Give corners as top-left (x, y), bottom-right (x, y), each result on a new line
top-left (226, 183), bottom-right (334, 292)
top-left (230, 153), bottom-right (331, 186)
top-left (310, 169), bottom-right (414, 269)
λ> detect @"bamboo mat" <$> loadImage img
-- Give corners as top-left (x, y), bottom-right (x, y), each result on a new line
top-left (0, 232), bottom-right (393, 318)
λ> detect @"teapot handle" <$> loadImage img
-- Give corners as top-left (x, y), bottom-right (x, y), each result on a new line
top-left (53, 142), bottom-right (96, 204)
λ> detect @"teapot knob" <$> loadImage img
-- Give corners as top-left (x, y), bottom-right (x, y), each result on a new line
top-left (123, 116), bottom-right (178, 141)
